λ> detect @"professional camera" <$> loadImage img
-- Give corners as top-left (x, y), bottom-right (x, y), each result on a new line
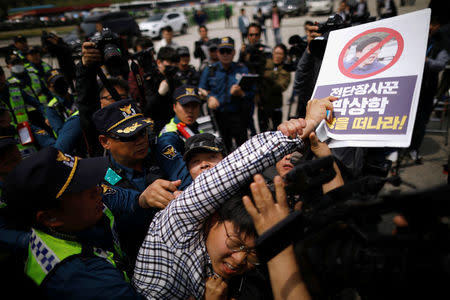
top-left (89, 28), bottom-right (122, 64)
top-left (256, 156), bottom-right (450, 300)
top-left (284, 34), bottom-right (308, 72)
top-left (41, 30), bottom-right (59, 47)
top-left (244, 43), bottom-right (267, 75)
top-left (309, 14), bottom-right (350, 60)
top-left (131, 46), bottom-right (157, 74)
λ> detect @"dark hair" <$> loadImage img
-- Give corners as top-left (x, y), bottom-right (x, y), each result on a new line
top-left (274, 43), bottom-right (287, 55)
top-left (199, 25), bottom-right (208, 32)
top-left (98, 76), bottom-right (130, 96)
top-left (356, 36), bottom-right (382, 52)
top-left (134, 36), bottom-right (153, 51)
top-left (162, 25), bottom-right (173, 33)
top-left (217, 189), bottom-right (257, 238)
top-left (247, 23), bottom-right (262, 34)
top-left (157, 46), bottom-right (179, 62)
top-left (304, 20), bottom-right (314, 26)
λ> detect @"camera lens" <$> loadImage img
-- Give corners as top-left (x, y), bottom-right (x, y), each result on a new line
top-left (103, 43), bottom-right (121, 62)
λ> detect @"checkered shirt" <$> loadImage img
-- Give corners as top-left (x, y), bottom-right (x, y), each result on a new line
top-left (132, 131), bottom-right (303, 299)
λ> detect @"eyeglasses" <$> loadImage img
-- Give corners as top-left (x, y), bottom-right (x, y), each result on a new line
top-left (219, 48), bottom-right (233, 55)
top-left (223, 223), bottom-right (259, 265)
top-left (107, 127), bottom-right (149, 142)
top-left (248, 33), bottom-right (260, 37)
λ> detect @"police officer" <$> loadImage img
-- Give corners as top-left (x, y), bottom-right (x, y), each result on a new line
top-left (45, 69), bottom-right (84, 155)
top-left (198, 37), bottom-right (220, 73)
top-left (156, 85), bottom-right (203, 190)
top-left (2, 146), bottom-right (166, 299)
top-left (199, 37), bottom-right (255, 152)
top-left (8, 35), bottom-right (29, 63)
top-left (0, 64), bottom-right (52, 157)
top-left (24, 46), bottom-right (53, 82)
top-left (93, 99), bottom-right (181, 263)
top-left (174, 46), bottom-right (200, 87)
top-left (183, 132), bottom-right (227, 180)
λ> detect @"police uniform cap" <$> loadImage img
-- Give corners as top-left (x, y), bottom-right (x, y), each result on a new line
top-left (207, 38), bottom-right (221, 50)
top-left (183, 133), bottom-right (226, 162)
top-left (218, 37), bottom-right (234, 50)
top-left (173, 84), bottom-right (202, 105)
top-left (3, 147), bottom-right (108, 211)
top-left (47, 69), bottom-right (64, 85)
top-left (93, 99), bottom-right (154, 138)
top-left (177, 46), bottom-right (190, 57)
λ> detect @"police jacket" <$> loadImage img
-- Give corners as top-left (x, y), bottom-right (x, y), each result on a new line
top-left (156, 116), bottom-right (202, 190)
top-left (1, 185), bottom-right (146, 300)
top-left (199, 61), bottom-right (255, 113)
top-left (103, 154), bottom-right (162, 263)
top-left (174, 65), bottom-right (200, 87)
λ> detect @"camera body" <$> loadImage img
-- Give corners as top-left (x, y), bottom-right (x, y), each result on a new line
top-left (309, 14), bottom-right (350, 60)
top-left (89, 28), bottom-right (122, 63)
top-left (245, 43), bottom-right (267, 75)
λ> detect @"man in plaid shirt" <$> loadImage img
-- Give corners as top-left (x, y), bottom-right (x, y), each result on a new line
top-left (133, 97), bottom-right (336, 299)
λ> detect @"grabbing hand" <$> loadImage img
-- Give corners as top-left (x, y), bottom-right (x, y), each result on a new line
top-left (309, 132), bottom-right (331, 158)
top-left (277, 118), bottom-right (307, 139)
top-left (304, 96), bottom-right (337, 136)
top-left (204, 275), bottom-right (228, 300)
top-left (81, 42), bottom-right (101, 67)
top-left (243, 175), bottom-right (290, 235)
top-left (139, 179), bottom-right (181, 209)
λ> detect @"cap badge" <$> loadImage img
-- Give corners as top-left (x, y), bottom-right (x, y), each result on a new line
top-left (116, 122), bottom-right (142, 134)
top-left (119, 104), bottom-right (136, 117)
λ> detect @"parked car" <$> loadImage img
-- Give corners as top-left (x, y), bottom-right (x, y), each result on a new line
top-left (306, 0), bottom-right (333, 15)
top-left (279, 0), bottom-right (308, 16)
top-left (80, 11), bottom-right (141, 46)
top-left (139, 11), bottom-right (188, 39)
top-left (252, 0), bottom-right (275, 19)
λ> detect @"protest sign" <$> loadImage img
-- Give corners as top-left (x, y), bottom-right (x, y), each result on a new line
top-left (314, 9), bottom-right (431, 148)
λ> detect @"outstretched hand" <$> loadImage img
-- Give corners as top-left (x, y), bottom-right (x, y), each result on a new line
top-left (243, 174), bottom-right (290, 236)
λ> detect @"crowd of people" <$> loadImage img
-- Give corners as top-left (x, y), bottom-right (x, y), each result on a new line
top-left (0, 0), bottom-right (448, 299)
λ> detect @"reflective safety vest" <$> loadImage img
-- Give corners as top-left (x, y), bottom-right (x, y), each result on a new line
top-left (25, 62), bottom-right (52, 77)
top-left (25, 205), bottom-right (128, 286)
top-left (19, 72), bottom-right (48, 107)
top-left (6, 77), bottom-right (37, 156)
top-left (159, 118), bottom-right (202, 141)
top-left (7, 77), bottom-right (29, 124)
top-left (47, 97), bottom-right (79, 120)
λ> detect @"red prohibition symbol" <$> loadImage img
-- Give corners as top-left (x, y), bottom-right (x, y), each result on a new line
top-left (338, 27), bottom-right (404, 79)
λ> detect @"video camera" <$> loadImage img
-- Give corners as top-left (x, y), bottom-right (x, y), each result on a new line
top-left (41, 30), bottom-right (59, 47)
top-left (284, 34), bottom-right (308, 72)
top-left (89, 28), bottom-right (122, 64)
top-left (309, 14), bottom-right (350, 60)
top-left (244, 43), bottom-right (267, 75)
top-left (257, 156), bottom-right (450, 299)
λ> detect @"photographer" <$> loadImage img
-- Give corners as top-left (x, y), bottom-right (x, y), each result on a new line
top-left (143, 46), bottom-right (180, 135)
top-left (128, 37), bottom-right (155, 108)
top-left (41, 31), bottom-right (76, 91)
top-left (75, 29), bottom-right (131, 156)
top-left (259, 44), bottom-right (291, 132)
top-left (239, 23), bottom-right (272, 136)
top-left (193, 25), bottom-right (210, 65)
